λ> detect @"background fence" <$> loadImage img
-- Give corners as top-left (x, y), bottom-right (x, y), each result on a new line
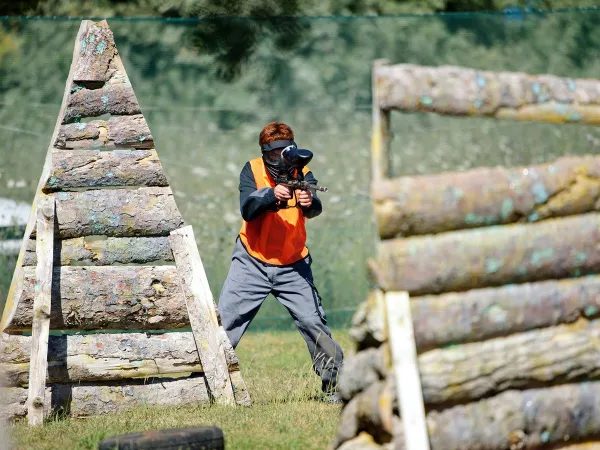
top-left (1, 8), bottom-right (599, 329)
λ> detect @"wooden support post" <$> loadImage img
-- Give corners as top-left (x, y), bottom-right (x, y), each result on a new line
top-left (169, 226), bottom-right (236, 406)
top-left (26, 195), bottom-right (55, 426)
top-left (385, 291), bottom-right (430, 450)
top-left (372, 59), bottom-right (392, 183)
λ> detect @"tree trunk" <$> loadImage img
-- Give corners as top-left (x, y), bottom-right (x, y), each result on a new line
top-left (45, 149), bottom-right (168, 190)
top-left (7, 266), bottom-right (189, 331)
top-left (371, 155), bottom-right (600, 239)
top-left (72, 21), bottom-right (117, 83)
top-left (371, 213), bottom-right (600, 295)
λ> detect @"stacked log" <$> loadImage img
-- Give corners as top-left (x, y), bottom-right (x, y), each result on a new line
top-left (334, 62), bottom-right (600, 449)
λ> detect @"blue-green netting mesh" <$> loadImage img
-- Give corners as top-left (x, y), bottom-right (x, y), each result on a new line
top-left (1, 9), bottom-right (599, 330)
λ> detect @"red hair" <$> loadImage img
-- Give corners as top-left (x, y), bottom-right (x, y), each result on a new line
top-left (259, 122), bottom-right (294, 148)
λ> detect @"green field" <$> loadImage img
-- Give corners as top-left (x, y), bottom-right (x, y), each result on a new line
top-left (7, 329), bottom-right (355, 450)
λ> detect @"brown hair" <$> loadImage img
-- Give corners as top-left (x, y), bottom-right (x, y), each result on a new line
top-left (259, 122), bottom-right (294, 148)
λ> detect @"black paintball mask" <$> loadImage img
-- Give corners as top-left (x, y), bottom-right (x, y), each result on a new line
top-left (261, 139), bottom-right (296, 180)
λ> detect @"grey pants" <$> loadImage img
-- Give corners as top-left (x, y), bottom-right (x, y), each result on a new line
top-left (217, 238), bottom-right (344, 393)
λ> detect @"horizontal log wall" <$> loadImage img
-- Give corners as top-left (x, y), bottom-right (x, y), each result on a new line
top-left (0, 331), bottom-right (242, 386)
top-left (370, 213), bottom-right (600, 294)
top-left (375, 63), bottom-right (600, 124)
top-left (1, 376), bottom-right (209, 421)
top-left (23, 236), bottom-right (174, 266)
top-left (45, 149), bottom-right (168, 190)
top-left (55, 115), bottom-right (154, 150)
top-left (372, 155), bottom-right (600, 239)
top-left (7, 266), bottom-right (188, 331)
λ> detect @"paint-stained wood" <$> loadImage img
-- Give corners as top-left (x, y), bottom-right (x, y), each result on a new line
top-left (63, 83), bottom-right (141, 124)
top-left (2, 376), bottom-right (209, 421)
top-left (169, 226), bottom-right (236, 406)
top-left (0, 331), bottom-right (241, 386)
top-left (370, 213), bottom-right (600, 295)
top-left (27, 196), bottom-right (55, 426)
top-left (45, 149), bottom-right (168, 190)
top-left (7, 266), bottom-right (188, 331)
top-left (55, 115), bottom-right (154, 150)
top-left (30, 187), bottom-right (184, 239)
top-left (23, 236), bottom-right (173, 266)
top-left (372, 155), bottom-right (600, 239)
top-left (72, 20), bottom-right (117, 82)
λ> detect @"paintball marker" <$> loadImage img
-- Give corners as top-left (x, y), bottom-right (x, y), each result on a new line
top-left (276, 146), bottom-right (328, 208)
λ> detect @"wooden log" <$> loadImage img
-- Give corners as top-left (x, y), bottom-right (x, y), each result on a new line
top-left (410, 276), bottom-right (600, 352)
top-left (375, 63), bottom-right (600, 123)
top-left (0, 386), bottom-right (51, 423)
top-left (36, 187), bottom-right (184, 239)
top-left (371, 213), bottom-right (600, 295)
top-left (2, 376), bottom-right (209, 421)
top-left (23, 236), bottom-right (174, 266)
top-left (7, 266), bottom-right (188, 331)
top-left (27, 196), bottom-right (55, 426)
top-left (0, 331), bottom-right (243, 386)
top-left (372, 155), bottom-right (600, 239)
top-left (45, 149), bottom-right (168, 191)
top-left (169, 226), bottom-right (237, 406)
top-left (72, 20), bottom-right (117, 83)
top-left (54, 115), bottom-right (154, 150)
top-left (63, 83), bottom-right (141, 124)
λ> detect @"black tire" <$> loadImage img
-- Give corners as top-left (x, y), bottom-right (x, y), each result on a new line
top-left (97, 426), bottom-right (224, 450)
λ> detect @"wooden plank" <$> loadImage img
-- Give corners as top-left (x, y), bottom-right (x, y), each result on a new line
top-left (169, 226), bottom-right (236, 406)
top-left (45, 149), bottom-right (168, 190)
top-left (54, 115), bottom-right (154, 150)
top-left (385, 291), bottom-right (430, 450)
top-left (372, 154), bottom-right (600, 239)
top-left (7, 266), bottom-right (188, 332)
top-left (72, 20), bottom-right (117, 82)
top-left (30, 187), bottom-right (184, 239)
top-left (27, 195), bottom-right (55, 426)
top-left (0, 20), bottom-right (90, 333)
top-left (0, 331), bottom-right (241, 386)
top-left (63, 83), bottom-right (141, 124)
top-left (2, 376), bottom-right (209, 421)
top-left (371, 59), bottom-right (392, 182)
top-left (376, 63), bottom-right (600, 124)
top-left (23, 236), bottom-right (174, 266)
top-left (370, 213), bottom-right (600, 295)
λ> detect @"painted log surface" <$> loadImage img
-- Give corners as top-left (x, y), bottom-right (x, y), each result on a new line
top-left (0, 331), bottom-right (244, 386)
top-left (372, 155), bottom-right (600, 239)
top-left (45, 149), bottom-right (168, 190)
top-left (2, 376), bottom-right (209, 421)
top-left (72, 20), bottom-right (117, 83)
top-left (32, 187), bottom-right (183, 239)
top-left (371, 213), bottom-right (600, 294)
top-left (63, 83), bottom-right (141, 124)
top-left (375, 63), bottom-right (600, 124)
top-left (55, 115), bottom-right (154, 150)
top-left (23, 236), bottom-right (174, 266)
top-left (7, 266), bottom-right (188, 331)
top-left (335, 379), bottom-right (600, 450)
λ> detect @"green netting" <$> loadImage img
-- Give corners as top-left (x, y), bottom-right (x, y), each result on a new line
top-left (0, 9), bottom-right (599, 330)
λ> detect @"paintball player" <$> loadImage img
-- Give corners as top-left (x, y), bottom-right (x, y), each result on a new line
top-left (217, 121), bottom-right (344, 404)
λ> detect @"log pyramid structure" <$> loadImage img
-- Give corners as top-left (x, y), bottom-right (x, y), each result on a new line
top-left (332, 60), bottom-right (600, 450)
top-left (0, 20), bottom-right (250, 426)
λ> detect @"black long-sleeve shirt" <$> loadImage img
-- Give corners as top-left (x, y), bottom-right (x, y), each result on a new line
top-left (239, 161), bottom-right (323, 222)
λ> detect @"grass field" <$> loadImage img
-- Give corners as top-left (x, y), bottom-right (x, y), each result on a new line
top-left (7, 329), bottom-right (355, 450)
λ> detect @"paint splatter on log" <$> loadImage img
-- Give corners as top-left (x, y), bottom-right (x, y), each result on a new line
top-left (370, 213), bottom-right (600, 294)
top-left (7, 266), bottom-right (188, 331)
top-left (45, 149), bottom-right (168, 190)
top-left (372, 155), bottom-right (600, 239)
top-left (23, 236), bottom-right (173, 266)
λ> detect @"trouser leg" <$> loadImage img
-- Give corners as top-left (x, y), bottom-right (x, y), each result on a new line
top-left (217, 239), bottom-right (272, 349)
top-left (272, 254), bottom-right (344, 393)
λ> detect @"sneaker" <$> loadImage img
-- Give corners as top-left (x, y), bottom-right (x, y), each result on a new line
top-left (322, 392), bottom-right (343, 404)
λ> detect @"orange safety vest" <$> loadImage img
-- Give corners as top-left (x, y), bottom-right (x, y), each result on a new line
top-left (239, 157), bottom-right (311, 266)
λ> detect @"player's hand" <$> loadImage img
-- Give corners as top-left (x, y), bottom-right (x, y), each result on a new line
top-left (296, 189), bottom-right (313, 207)
top-left (274, 184), bottom-right (292, 201)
